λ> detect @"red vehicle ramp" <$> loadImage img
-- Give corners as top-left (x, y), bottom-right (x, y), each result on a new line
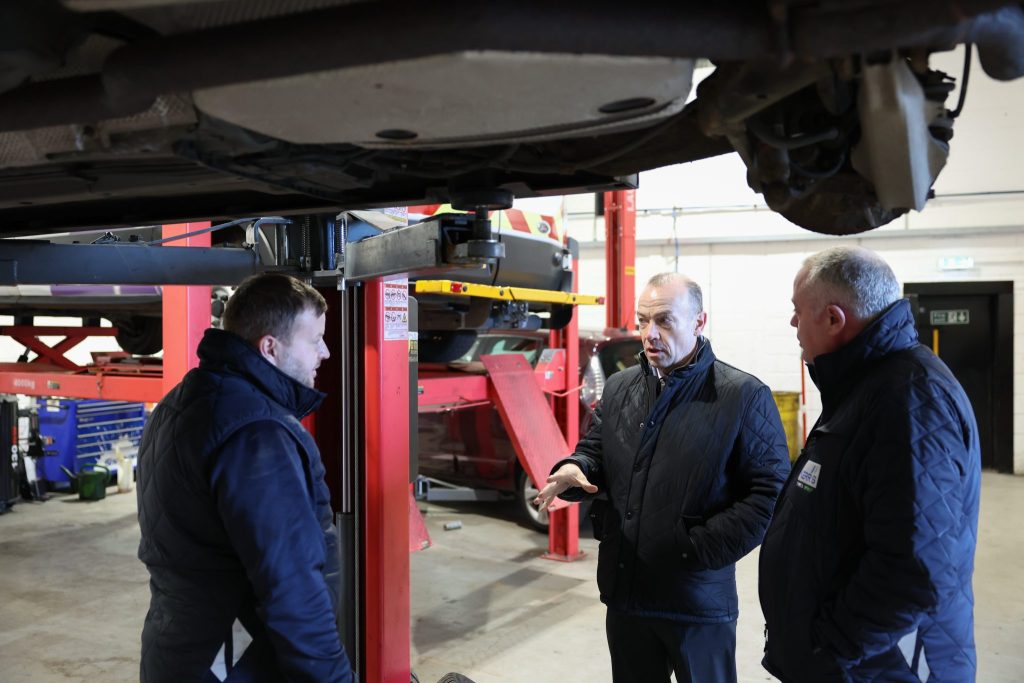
top-left (481, 354), bottom-right (569, 512)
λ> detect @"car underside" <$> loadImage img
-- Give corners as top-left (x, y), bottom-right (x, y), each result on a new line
top-left (0, 0), bottom-right (1022, 238)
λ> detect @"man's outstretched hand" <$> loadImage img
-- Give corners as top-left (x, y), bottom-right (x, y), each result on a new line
top-left (533, 463), bottom-right (598, 512)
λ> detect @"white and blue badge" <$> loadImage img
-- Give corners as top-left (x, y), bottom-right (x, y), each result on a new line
top-left (796, 461), bottom-right (821, 492)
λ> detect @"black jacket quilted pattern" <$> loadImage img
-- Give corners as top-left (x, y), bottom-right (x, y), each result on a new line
top-left (557, 339), bottom-right (791, 621)
top-left (759, 300), bottom-right (981, 682)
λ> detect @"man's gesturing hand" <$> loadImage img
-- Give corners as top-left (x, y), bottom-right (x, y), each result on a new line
top-left (533, 463), bottom-right (598, 512)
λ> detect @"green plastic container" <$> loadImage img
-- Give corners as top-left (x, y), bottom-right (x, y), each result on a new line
top-left (59, 463), bottom-right (110, 501)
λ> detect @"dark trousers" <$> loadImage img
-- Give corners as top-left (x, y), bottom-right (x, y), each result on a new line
top-left (606, 610), bottom-right (737, 683)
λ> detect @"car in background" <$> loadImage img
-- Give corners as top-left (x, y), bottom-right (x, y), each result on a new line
top-left (0, 283), bottom-right (164, 355)
top-left (0, 282), bottom-right (232, 356)
top-left (417, 329), bottom-right (642, 531)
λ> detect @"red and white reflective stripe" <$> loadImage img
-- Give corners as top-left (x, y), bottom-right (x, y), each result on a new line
top-left (407, 204), bottom-right (563, 244)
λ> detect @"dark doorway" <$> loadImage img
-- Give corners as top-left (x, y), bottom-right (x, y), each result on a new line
top-left (903, 282), bottom-right (1013, 473)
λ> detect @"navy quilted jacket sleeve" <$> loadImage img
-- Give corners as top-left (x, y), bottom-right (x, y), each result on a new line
top-left (813, 377), bottom-right (973, 666)
top-left (210, 422), bottom-right (353, 683)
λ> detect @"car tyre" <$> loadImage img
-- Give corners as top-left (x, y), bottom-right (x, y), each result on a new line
top-left (113, 315), bottom-right (163, 355)
top-left (516, 467), bottom-right (549, 532)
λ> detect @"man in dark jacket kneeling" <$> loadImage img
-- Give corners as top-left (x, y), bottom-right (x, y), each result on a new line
top-left (759, 247), bottom-right (981, 682)
top-left (137, 273), bottom-right (355, 682)
top-left (535, 272), bottom-right (791, 683)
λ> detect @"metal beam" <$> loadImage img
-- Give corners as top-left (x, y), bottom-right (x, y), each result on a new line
top-left (343, 220), bottom-right (445, 283)
top-left (0, 240), bottom-right (262, 285)
top-left (0, 363), bottom-right (164, 402)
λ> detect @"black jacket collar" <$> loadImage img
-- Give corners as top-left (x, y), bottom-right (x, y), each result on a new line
top-left (197, 328), bottom-right (325, 418)
top-left (636, 336), bottom-right (714, 380)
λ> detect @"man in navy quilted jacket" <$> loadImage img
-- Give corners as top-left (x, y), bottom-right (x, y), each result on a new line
top-left (535, 272), bottom-right (791, 683)
top-left (137, 273), bottom-right (355, 682)
top-left (759, 247), bottom-right (981, 682)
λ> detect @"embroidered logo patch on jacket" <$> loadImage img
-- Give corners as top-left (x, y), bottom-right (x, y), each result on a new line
top-left (796, 461), bottom-right (821, 492)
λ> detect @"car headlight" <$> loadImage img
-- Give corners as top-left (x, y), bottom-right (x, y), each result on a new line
top-left (580, 354), bottom-right (606, 410)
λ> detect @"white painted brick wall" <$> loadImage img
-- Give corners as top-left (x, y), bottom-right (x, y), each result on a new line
top-left (572, 228), bottom-right (1024, 474)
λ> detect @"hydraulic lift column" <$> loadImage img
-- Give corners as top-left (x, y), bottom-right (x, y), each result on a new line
top-left (544, 234), bottom-right (584, 561)
top-left (362, 276), bottom-right (412, 683)
top-left (161, 222), bottom-right (212, 389)
top-left (338, 215), bottom-right (516, 682)
top-left (296, 279), bottom-right (413, 683)
top-left (603, 191), bottom-right (637, 330)
top-left (545, 281), bottom-right (581, 561)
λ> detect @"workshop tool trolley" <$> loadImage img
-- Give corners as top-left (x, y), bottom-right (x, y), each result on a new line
top-left (35, 399), bottom-right (146, 491)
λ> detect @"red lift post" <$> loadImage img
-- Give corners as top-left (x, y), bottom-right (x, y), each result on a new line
top-left (161, 222), bottom-right (212, 391)
top-left (543, 244), bottom-right (583, 561)
top-left (362, 277), bottom-right (412, 683)
top-left (604, 190), bottom-right (637, 331)
top-left (544, 289), bottom-right (582, 560)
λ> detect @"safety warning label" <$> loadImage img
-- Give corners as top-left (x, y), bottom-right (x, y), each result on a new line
top-left (383, 279), bottom-right (409, 341)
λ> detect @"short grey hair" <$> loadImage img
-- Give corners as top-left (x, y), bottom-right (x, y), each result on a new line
top-left (800, 247), bottom-right (901, 320)
top-left (646, 272), bottom-right (703, 316)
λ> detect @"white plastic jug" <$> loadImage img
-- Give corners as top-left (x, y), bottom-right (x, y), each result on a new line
top-left (113, 439), bottom-right (135, 493)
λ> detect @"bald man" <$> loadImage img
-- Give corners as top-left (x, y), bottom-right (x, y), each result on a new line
top-left (536, 273), bottom-right (791, 683)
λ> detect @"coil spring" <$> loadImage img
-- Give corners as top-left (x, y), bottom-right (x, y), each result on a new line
top-left (335, 215), bottom-right (345, 259)
top-left (300, 216), bottom-right (312, 269)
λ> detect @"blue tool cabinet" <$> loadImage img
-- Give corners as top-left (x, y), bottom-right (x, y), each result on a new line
top-left (36, 399), bottom-right (146, 490)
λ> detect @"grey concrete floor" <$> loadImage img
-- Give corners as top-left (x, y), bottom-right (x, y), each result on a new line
top-left (0, 472), bottom-right (1021, 682)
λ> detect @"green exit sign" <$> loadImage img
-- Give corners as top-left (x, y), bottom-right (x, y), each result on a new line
top-left (930, 309), bottom-right (970, 325)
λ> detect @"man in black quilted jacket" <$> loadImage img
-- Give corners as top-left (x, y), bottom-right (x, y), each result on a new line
top-left (535, 272), bottom-right (791, 683)
top-left (759, 247), bottom-right (980, 682)
top-left (137, 273), bottom-right (355, 682)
